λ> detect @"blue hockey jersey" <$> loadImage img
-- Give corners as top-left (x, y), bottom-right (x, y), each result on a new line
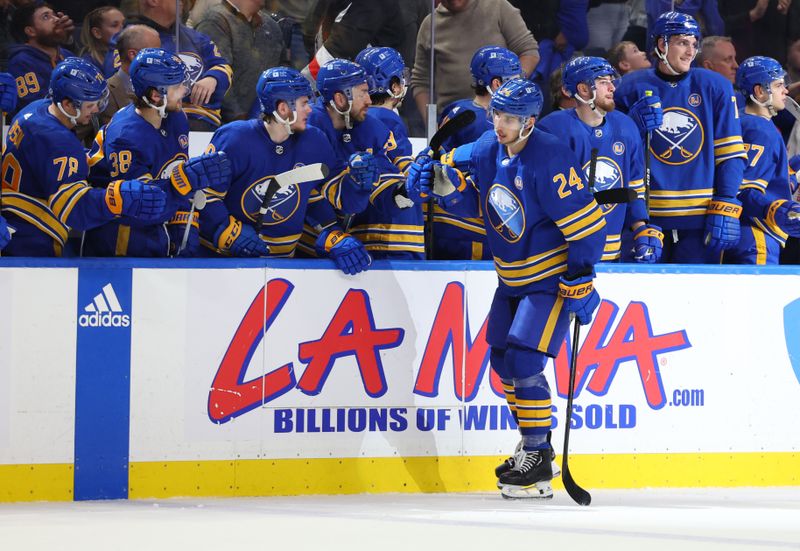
top-left (1, 100), bottom-right (117, 256)
top-left (431, 99), bottom-right (494, 260)
top-left (737, 112), bottom-right (793, 247)
top-left (202, 119), bottom-right (346, 256)
top-left (453, 129), bottom-right (607, 294)
top-left (7, 44), bottom-right (73, 115)
top-left (86, 104), bottom-right (192, 256)
top-left (304, 103), bottom-right (423, 258)
top-left (614, 68), bottom-right (747, 230)
top-left (537, 109), bottom-right (647, 261)
top-left (107, 17), bottom-right (232, 127)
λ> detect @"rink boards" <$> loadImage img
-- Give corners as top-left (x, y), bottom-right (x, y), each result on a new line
top-left (0, 259), bottom-right (799, 501)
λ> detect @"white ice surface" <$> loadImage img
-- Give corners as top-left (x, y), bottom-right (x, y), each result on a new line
top-left (1, 488), bottom-right (799, 551)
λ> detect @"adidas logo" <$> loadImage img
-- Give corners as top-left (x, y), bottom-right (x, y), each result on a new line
top-left (78, 283), bottom-right (130, 328)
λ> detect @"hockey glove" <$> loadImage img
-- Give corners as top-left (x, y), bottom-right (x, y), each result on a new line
top-left (432, 163), bottom-right (466, 209)
top-left (766, 199), bottom-right (800, 237)
top-left (214, 216), bottom-right (270, 257)
top-left (558, 273), bottom-right (600, 326)
top-left (405, 158), bottom-right (435, 203)
top-left (704, 196), bottom-right (742, 252)
top-left (788, 155), bottom-right (800, 195)
top-left (0, 214), bottom-right (12, 250)
top-left (632, 223), bottom-right (664, 263)
top-left (170, 151), bottom-right (232, 195)
top-left (0, 72), bottom-right (18, 113)
top-left (628, 93), bottom-right (663, 135)
top-left (315, 227), bottom-right (371, 275)
top-left (346, 152), bottom-right (378, 190)
top-left (105, 179), bottom-right (167, 221)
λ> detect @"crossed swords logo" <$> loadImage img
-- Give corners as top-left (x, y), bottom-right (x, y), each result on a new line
top-left (654, 122), bottom-right (698, 160)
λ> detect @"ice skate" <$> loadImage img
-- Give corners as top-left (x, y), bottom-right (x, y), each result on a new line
top-left (495, 439), bottom-right (560, 488)
top-left (498, 448), bottom-right (554, 499)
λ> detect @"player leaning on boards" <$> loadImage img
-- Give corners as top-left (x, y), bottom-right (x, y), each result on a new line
top-left (429, 46), bottom-right (524, 261)
top-left (200, 67), bottom-right (371, 275)
top-left (724, 57), bottom-right (800, 264)
top-left (1, 57), bottom-right (168, 257)
top-left (0, 70), bottom-right (19, 252)
top-left (85, 48), bottom-right (231, 257)
top-left (351, 46), bottom-right (425, 259)
top-left (299, 59), bottom-right (416, 259)
top-left (538, 56), bottom-right (663, 263)
top-left (614, 11), bottom-right (747, 263)
top-left (406, 79), bottom-right (606, 499)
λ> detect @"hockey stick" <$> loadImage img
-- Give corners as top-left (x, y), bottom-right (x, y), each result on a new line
top-left (785, 96), bottom-right (800, 122)
top-left (175, 190), bottom-right (207, 257)
top-left (256, 163), bottom-right (329, 228)
top-left (424, 108), bottom-right (477, 259)
top-left (644, 91), bottom-right (653, 214)
top-left (562, 316), bottom-right (592, 506)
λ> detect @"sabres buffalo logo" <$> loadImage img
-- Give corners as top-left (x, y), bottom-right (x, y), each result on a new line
top-left (583, 157), bottom-right (622, 213)
top-left (651, 108), bottom-right (704, 165)
top-left (178, 52), bottom-right (204, 87)
top-left (486, 183), bottom-right (525, 243)
top-left (242, 175), bottom-right (300, 224)
top-left (159, 154), bottom-right (189, 179)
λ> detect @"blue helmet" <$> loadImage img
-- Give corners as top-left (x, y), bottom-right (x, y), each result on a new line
top-left (490, 78), bottom-right (544, 119)
top-left (355, 46), bottom-right (406, 96)
top-left (470, 46), bottom-right (522, 88)
top-left (562, 56), bottom-right (617, 96)
top-left (130, 48), bottom-right (189, 99)
top-left (651, 11), bottom-right (701, 50)
top-left (736, 56), bottom-right (787, 97)
top-left (49, 57), bottom-right (108, 108)
top-left (257, 67), bottom-right (313, 114)
top-left (316, 58), bottom-right (368, 103)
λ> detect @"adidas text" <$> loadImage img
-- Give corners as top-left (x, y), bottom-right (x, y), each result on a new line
top-left (79, 311), bottom-right (130, 328)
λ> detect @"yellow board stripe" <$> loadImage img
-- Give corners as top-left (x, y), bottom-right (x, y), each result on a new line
top-left (0, 464), bottom-right (73, 502)
top-left (2, 452), bottom-right (800, 501)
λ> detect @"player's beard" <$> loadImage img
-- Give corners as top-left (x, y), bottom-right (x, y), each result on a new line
top-left (595, 96), bottom-right (615, 113)
top-left (350, 107), bottom-right (368, 124)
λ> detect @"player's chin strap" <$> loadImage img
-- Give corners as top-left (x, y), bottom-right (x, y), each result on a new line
top-left (329, 97), bottom-right (354, 129)
top-left (514, 118), bottom-right (535, 144)
top-left (654, 38), bottom-right (698, 77)
top-left (56, 100), bottom-right (81, 126)
top-left (272, 109), bottom-right (298, 135)
top-left (574, 88), bottom-right (607, 116)
top-left (750, 87), bottom-right (778, 118)
top-left (143, 96), bottom-right (169, 119)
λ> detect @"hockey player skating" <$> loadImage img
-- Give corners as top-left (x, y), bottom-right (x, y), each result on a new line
top-left (614, 12), bottom-right (747, 263)
top-left (724, 57), bottom-right (800, 264)
top-left (406, 79), bottom-right (606, 499)
top-left (303, 59), bottom-right (421, 259)
top-left (427, 46), bottom-right (523, 261)
top-left (201, 66), bottom-right (371, 274)
top-left (1, 57), bottom-right (168, 257)
top-left (86, 48), bottom-right (230, 257)
top-left (538, 56), bottom-right (663, 263)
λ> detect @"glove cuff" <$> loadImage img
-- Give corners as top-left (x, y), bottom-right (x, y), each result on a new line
top-left (765, 199), bottom-right (788, 233)
top-left (558, 277), bottom-right (594, 299)
top-left (320, 229), bottom-right (349, 253)
top-left (170, 162), bottom-right (192, 196)
top-left (105, 180), bottom-right (124, 215)
top-left (216, 216), bottom-right (242, 250)
top-left (707, 198), bottom-right (742, 219)
top-left (634, 224), bottom-right (664, 241)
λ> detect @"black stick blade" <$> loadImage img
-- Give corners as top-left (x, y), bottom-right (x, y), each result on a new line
top-left (562, 463), bottom-right (592, 506)
top-left (429, 109), bottom-right (476, 152)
